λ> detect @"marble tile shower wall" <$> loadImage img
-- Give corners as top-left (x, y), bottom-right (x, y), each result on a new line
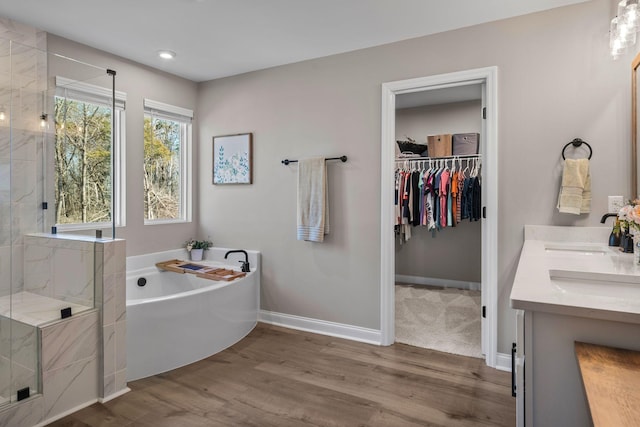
top-left (0, 18), bottom-right (47, 299)
top-left (41, 310), bottom-right (99, 420)
top-left (24, 236), bottom-right (95, 307)
top-left (0, 317), bottom-right (37, 400)
top-left (95, 238), bottom-right (127, 399)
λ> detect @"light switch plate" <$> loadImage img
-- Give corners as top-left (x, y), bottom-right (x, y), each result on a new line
top-left (608, 195), bottom-right (624, 213)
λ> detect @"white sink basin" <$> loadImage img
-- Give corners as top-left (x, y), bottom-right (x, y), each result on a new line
top-left (549, 269), bottom-right (640, 298)
top-left (544, 243), bottom-right (608, 255)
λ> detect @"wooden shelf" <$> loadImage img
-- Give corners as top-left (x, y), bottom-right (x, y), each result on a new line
top-left (156, 259), bottom-right (246, 282)
top-left (575, 341), bottom-right (640, 427)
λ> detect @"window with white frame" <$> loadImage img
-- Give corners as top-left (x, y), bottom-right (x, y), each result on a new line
top-left (143, 99), bottom-right (192, 223)
top-left (54, 77), bottom-right (126, 228)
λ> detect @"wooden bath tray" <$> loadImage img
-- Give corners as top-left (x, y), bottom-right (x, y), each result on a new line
top-left (155, 259), bottom-right (246, 282)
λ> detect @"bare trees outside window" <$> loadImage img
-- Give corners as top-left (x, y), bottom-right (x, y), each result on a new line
top-left (143, 115), bottom-right (182, 220)
top-left (54, 97), bottom-right (112, 224)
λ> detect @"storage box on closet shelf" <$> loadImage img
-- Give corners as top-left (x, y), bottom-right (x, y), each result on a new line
top-left (397, 133), bottom-right (479, 161)
top-left (427, 133), bottom-right (480, 157)
top-left (452, 133), bottom-right (479, 156)
top-left (427, 134), bottom-right (452, 157)
top-left (396, 138), bottom-right (428, 158)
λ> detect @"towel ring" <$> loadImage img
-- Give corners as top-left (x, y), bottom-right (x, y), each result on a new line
top-left (561, 138), bottom-right (592, 160)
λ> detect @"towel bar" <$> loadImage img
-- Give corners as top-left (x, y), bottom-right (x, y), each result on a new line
top-left (281, 155), bottom-right (347, 165)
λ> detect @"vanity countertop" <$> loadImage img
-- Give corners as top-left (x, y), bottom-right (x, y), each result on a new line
top-left (510, 225), bottom-right (640, 324)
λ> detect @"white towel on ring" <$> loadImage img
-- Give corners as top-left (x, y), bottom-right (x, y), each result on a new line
top-left (297, 157), bottom-right (329, 242)
top-left (557, 158), bottom-right (590, 215)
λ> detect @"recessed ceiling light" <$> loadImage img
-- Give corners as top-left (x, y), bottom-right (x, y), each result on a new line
top-left (157, 50), bottom-right (176, 59)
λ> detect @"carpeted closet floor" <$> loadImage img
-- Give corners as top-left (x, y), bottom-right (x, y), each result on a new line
top-left (395, 283), bottom-right (483, 358)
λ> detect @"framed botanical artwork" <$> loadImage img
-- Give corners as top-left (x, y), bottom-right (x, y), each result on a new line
top-left (212, 133), bottom-right (253, 184)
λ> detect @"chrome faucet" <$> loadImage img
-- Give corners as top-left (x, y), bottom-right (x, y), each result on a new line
top-left (224, 249), bottom-right (250, 272)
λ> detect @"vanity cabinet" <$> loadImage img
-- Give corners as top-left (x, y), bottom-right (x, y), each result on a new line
top-left (515, 309), bottom-right (640, 426)
top-left (511, 225), bottom-right (640, 427)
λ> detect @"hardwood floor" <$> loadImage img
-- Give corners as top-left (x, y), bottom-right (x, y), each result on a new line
top-left (47, 323), bottom-right (515, 426)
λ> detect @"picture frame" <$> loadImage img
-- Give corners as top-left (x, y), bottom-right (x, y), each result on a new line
top-left (212, 133), bottom-right (253, 184)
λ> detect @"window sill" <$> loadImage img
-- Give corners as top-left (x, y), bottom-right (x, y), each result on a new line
top-left (54, 223), bottom-right (122, 232)
top-left (144, 219), bottom-right (191, 226)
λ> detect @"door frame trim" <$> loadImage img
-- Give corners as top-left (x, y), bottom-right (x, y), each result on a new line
top-left (379, 66), bottom-right (498, 367)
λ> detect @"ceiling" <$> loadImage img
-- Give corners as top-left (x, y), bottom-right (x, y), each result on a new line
top-left (396, 85), bottom-right (483, 110)
top-left (0, 0), bottom-right (588, 83)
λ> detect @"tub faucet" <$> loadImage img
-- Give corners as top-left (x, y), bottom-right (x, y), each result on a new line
top-left (224, 250), bottom-right (250, 272)
top-left (600, 213), bottom-right (618, 224)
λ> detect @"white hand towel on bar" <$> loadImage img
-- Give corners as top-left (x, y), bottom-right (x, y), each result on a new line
top-left (297, 157), bottom-right (330, 242)
top-left (557, 158), bottom-right (590, 215)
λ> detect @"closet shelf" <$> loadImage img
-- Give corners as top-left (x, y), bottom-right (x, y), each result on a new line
top-left (395, 154), bottom-right (481, 161)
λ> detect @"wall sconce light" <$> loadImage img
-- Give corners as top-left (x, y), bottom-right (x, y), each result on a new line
top-left (611, 0), bottom-right (640, 58)
top-left (0, 110), bottom-right (5, 121)
top-left (40, 113), bottom-right (47, 128)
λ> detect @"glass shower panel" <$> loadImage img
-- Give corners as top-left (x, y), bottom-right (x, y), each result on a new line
top-left (0, 35), bottom-right (10, 408)
top-left (45, 61), bottom-right (117, 238)
top-left (0, 37), bottom-right (112, 409)
top-left (3, 38), bottom-right (48, 404)
top-left (40, 52), bottom-right (115, 312)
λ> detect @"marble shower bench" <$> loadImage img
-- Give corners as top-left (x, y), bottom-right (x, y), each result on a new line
top-left (0, 233), bottom-right (127, 427)
top-left (0, 291), bottom-right (92, 327)
top-left (0, 290), bottom-right (94, 407)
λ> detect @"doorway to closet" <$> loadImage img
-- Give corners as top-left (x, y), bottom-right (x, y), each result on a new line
top-left (394, 86), bottom-right (483, 358)
top-left (380, 67), bottom-right (498, 368)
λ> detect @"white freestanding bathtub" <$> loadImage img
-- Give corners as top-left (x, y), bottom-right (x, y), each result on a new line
top-left (125, 247), bottom-right (260, 381)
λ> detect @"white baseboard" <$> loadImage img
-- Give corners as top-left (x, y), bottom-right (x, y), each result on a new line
top-left (495, 352), bottom-right (512, 372)
top-left (259, 310), bottom-right (382, 345)
top-left (395, 274), bottom-right (481, 291)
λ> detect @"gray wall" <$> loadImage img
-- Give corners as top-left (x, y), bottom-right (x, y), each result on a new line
top-left (46, 35), bottom-right (199, 256)
top-left (197, 0), bottom-right (632, 353)
top-left (395, 101), bottom-right (481, 145)
top-left (395, 101), bottom-right (482, 282)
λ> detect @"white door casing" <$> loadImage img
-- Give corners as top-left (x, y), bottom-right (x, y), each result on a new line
top-left (379, 66), bottom-right (498, 368)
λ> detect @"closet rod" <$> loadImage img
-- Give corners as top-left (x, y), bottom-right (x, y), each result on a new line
top-left (395, 154), bottom-right (481, 161)
top-left (281, 155), bottom-right (347, 165)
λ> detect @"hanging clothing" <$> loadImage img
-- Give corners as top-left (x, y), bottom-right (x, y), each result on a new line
top-left (411, 171), bottom-right (421, 227)
top-left (439, 168), bottom-right (450, 228)
top-left (471, 176), bottom-right (482, 221)
top-left (461, 177), bottom-right (473, 220)
top-left (394, 156), bottom-right (482, 242)
top-left (425, 171), bottom-right (436, 231)
top-left (451, 171), bottom-right (459, 227)
top-left (456, 171), bottom-right (464, 224)
top-left (433, 169), bottom-right (442, 230)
